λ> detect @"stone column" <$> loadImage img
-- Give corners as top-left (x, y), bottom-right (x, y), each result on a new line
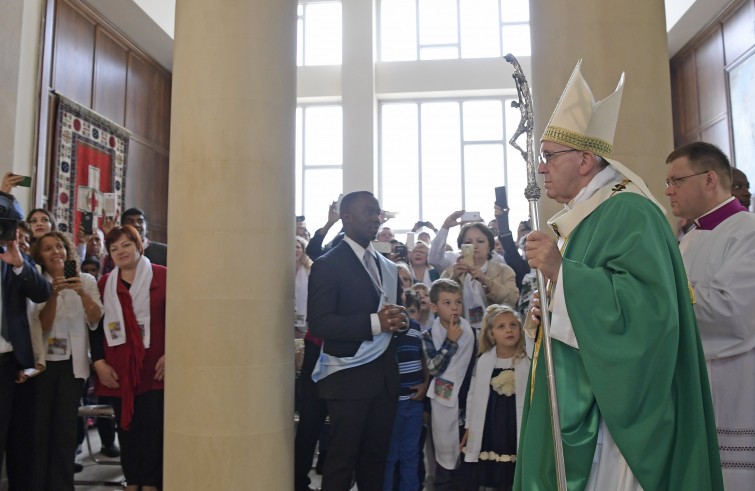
top-left (164, 1), bottom-right (296, 488)
top-left (529, 0), bottom-right (674, 223)
top-left (342, 0), bottom-right (377, 193)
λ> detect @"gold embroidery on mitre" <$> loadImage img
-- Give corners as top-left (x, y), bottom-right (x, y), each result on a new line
top-left (542, 126), bottom-right (613, 157)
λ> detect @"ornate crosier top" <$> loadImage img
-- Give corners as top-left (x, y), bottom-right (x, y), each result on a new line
top-left (504, 54), bottom-right (539, 202)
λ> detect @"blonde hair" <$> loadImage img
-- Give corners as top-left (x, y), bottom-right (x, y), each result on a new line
top-left (479, 304), bottom-right (526, 361)
top-left (295, 236), bottom-right (312, 271)
top-left (410, 283), bottom-right (429, 294)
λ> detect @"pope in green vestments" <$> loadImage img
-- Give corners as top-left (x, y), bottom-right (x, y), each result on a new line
top-left (513, 61), bottom-right (723, 491)
top-left (514, 192), bottom-right (722, 491)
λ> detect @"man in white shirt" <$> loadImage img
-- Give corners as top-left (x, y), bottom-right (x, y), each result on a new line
top-left (666, 141), bottom-right (755, 489)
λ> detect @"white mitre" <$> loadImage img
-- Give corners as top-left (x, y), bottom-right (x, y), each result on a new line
top-left (542, 60), bottom-right (662, 210)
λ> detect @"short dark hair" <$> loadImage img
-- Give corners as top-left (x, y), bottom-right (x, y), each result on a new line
top-left (121, 207), bottom-right (146, 224)
top-left (105, 225), bottom-right (144, 256)
top-left (429, 278), bottom-right (462, 304)
top-left (339, 191), bottom-right (374, 216)
top-left (404, 289), bottom-right (421, 311)
top-left (457, 222), bottom-right (495, 260)
top-left (666, 142), bottom-right (732, 189)
top-left (16, 220), bottom-right (31, 235)
top-left (81, 255), bottom-right (100, 269)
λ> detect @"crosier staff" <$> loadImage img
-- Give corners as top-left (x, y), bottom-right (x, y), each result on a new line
top-left (504, 53), bottom-right (567, 491)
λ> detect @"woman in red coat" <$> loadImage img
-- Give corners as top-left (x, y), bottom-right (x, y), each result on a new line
top-left (91, 225), bottom-right (167, 491)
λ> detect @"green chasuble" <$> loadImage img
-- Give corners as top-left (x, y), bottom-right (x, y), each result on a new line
top-left (513, 192), bottom-right (723, 491)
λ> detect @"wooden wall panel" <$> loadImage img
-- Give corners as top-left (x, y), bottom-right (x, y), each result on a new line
top-left (670, 53), bottom-right (700, 144)
top-left (695, 29), bottom-right (727, 128)
top-left (93, 28), bottom-right (127, 126)
top-left (122, 139), bottom-right (168, 242)
top-left (701, 118), bottom-right (732, 157)
top-left (124, 139), bottom-right (152, 211)
top-left (41, 0), bottom-right (172, 243)
top-left (670, 0), bottom-right (755, 157)
top-left (53, 0), bottom-right (95, 107)
top-left (155, 74), bottom-right (172, 149)
top-left (150, 152), bottom-right (169, 241)
top-left (125, 53), bottom-right (153, 140)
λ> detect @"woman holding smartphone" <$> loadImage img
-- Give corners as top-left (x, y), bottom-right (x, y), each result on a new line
top-left (30, 231), bottom-right (102, 490)
top-left (90, 225), bottom-right (167, 491)
top-left (442, 222), bottom-right (519, 332)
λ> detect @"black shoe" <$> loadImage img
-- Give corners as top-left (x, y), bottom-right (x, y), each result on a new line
top-left (74, 463), bottom-right (83, 473)
top-left (100, 443), bottom-right (121, 458)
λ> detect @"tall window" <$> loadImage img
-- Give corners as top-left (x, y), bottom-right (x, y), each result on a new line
top-left (296, 105), bottom-right (343, 232)
top-left (379, 99), bottom-right (529, 235)
top-left (379, 0), bottom-right (530, 61)
top-left (297, 1), bottom-right (342, 66)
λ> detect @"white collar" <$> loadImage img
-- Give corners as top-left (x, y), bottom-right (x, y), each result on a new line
top-left (343, 234), bottom-right (377, 260)
top-left (568, 165), bottom-right (621, 209)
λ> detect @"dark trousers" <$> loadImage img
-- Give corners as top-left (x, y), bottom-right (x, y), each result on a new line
top-left (322, 385), bottom-right (398, 491)
top-left (112, 390), bottom-right (164, 488)
top-left (294, 340), bottom-right (329, 491)
top-left (0, 352), bottom-right (19, 482)
top-left (30, 359), bottom-right (85, 491)
top-left (6, 375), bottom-right (37, 490)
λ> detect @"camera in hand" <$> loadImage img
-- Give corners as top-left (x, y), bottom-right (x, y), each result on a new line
top-left (0, 193), bottom-right (19, 242)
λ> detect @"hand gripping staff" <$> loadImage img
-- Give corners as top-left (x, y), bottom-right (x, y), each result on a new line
top-left (504, 53), bottom-right (567, 491)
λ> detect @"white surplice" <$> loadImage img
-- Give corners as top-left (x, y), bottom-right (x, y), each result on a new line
top-left (679, 211), bottom-right (755, 489)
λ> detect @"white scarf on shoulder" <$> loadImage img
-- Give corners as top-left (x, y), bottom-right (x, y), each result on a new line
top-left (428, 316), bottom-right (474, 470)
top-left (464, 348), bottom-right (530, 462)
top-left (103, 255), bottom-right (153, 348)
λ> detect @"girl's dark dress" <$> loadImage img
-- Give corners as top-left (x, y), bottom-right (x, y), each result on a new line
top-left (459, 364), bottom-right (517, 491)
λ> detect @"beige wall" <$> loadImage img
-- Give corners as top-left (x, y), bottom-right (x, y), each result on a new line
top-left (0, 0), bottom-right (44, 211)
top-left (530, 0), bottom-right (675, 227)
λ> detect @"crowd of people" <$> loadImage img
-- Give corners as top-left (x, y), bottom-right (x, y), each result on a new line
top-left (0, 59), bottom-right (751, 491)
top-left (0, 173), bottom-right (168, 491)
top-left (292, 192), bottom-right (547, 491)
top-left (293, 60), bottom-right (751, 491)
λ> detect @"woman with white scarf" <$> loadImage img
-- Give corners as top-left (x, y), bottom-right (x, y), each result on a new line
top-left (90, 225), bottom-right (167, 491)
top-left (30, 231), bottom-right (102, 491)
top-left (294, 236), bottom-right (312, 337)
top-left (442, 223), bottom-right (519, 333)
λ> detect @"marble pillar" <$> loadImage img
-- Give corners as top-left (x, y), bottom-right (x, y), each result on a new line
top-left (164, 0), bottom-right (297, 488)
top-left (529, 0), bottom-right (674, 224)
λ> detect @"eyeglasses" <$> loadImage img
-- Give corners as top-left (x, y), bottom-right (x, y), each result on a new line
top-left (539, 148), bottom-right (579, 164)
top-left (664, 170), bottom-right (709, 188)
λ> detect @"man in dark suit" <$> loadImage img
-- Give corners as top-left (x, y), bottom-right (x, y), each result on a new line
top-left (0, 191), bottom-right (52, 480)
top-left (308, 191), bottom-right (407, 491)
